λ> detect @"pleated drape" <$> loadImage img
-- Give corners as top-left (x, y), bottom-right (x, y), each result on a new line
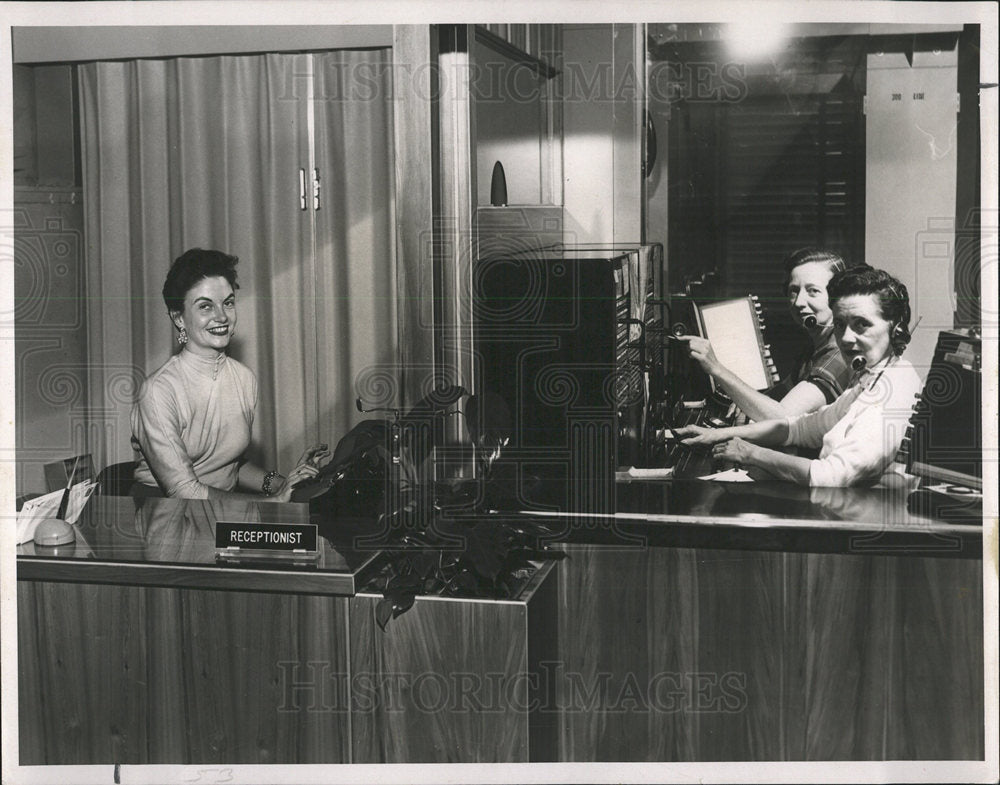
top-left (312, 51), bottom-right (399, 441)
top-left (79, 50), bottom-right (396, 473)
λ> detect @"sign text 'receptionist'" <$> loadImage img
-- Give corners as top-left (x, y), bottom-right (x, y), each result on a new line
top-left (215, 521), bottom-right (318, 552)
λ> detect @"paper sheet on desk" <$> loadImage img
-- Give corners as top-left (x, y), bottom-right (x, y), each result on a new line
top-left (697, 468), bottom-right (754, 482)
top-left (16, 481), bottom-right (98, 545)
top-left (617, 467), bottom-right (675, 480)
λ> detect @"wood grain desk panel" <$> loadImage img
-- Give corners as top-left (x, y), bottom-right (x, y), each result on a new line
top-left (17, 582), bottom-right (149, 764)
top-left (348, 562), bottom-right (557, 764)
top-left (553, 544), bottom-right (983, 761)
top-left (18, 582), bottom-right (352, 765)
top-left (349, 597), bottom-right (527, 762)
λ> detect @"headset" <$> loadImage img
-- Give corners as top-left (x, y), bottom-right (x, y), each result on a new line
top-left (883, 277), bottom-right (912, 356)
top-left (803, 314), bottom-right (833, 329)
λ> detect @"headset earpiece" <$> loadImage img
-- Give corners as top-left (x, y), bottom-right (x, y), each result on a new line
top-left (882, 278), bottom-right (912, 355)
top-left (890, 320), bottom-right (910, 354)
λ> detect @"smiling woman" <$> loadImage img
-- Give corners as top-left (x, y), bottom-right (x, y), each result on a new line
top-left (172, 277), bottom-right (238, 356)
top-left (130, 249), bottom-right (330, 500)
top-left (679, 248), bottom-right (853, 422)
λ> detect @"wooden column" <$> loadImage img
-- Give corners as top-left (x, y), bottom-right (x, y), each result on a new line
top-left (435, 24), bottom-right (476, 474)
top-left (392, 26), bottom-right (438, 412)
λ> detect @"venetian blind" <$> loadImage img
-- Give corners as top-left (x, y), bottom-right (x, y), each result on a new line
top-left (723, 91), bottom-right (865, 371)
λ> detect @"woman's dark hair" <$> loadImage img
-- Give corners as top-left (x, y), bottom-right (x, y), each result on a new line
top-left (162, 248), bottom-right (240, 314)
top-left (828, 265), bottom-right (912, 355)
top-left (781, 247), bottom-right (848, 290)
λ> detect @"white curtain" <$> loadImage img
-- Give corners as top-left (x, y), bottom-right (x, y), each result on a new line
top-left (79, 50), bottom-right (397, 474)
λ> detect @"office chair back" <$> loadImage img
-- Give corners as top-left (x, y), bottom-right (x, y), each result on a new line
top-left (96, 461), bottom-right (138, 496)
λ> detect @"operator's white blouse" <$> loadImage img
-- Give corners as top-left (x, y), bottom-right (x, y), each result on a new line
top-left (784, 356), bottom-right (921, 487)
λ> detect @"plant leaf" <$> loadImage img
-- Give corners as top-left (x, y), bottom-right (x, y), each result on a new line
top-left (464, 524), bottom-right (508, 580)
top-left (375, 598), bottom-right (394, 631)
top-left (392, 592), bottom-right (416, 617)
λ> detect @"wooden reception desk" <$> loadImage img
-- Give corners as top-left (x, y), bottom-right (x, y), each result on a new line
top-left (17, 496), bottom-right (556, 764)
top-left (16, 481), bottom-right (984, 764)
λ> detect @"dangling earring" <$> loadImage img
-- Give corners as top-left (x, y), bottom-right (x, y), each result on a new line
top-left (177, 327), bottom-right (188, 346)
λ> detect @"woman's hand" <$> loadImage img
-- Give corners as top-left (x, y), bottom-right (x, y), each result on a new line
top-left (679, 335), bottom-right (721, 375)
top-left (674, 425), bottom-right (728, 447)
top-left (711, 436), bottom-right (756, 467)
top-left (272, 443), bottom-right (331, 502)
top-left (272, 463), bottom-right (319, 503)
top-left (297, 443), bottom-right (332, 470)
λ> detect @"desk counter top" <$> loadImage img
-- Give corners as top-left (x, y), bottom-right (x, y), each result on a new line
top-left (513, 478), bottom-right (983, 557)
top-left (17, 479), bottom-right (983, 594)
top-left (16, 495), bottom-right (382, 595)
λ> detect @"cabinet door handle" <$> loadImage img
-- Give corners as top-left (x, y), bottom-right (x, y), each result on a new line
top-left (299, 169), bottom-right (307, 211)
top-left (313, 168), bottom-right (321, 211)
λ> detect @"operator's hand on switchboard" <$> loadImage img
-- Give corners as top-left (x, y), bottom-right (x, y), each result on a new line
top-left (674, 425), bottom-right (728, 448)
top-left (711, 436), bottom-right (755, 469)
top-left (678, 335), bottom-right (721, 376)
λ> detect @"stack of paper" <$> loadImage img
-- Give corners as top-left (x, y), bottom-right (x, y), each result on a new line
top-left (16, 481), bottom-right (98, 545)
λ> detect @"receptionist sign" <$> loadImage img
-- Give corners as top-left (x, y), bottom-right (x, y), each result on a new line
top-left (215, 521), bottom-right (318, 553)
